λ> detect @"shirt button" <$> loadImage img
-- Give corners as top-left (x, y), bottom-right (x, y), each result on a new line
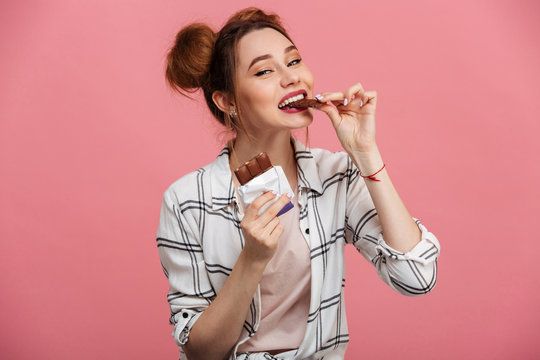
top-left (305, 228), bottom-right (310, 235)
top-left (182, 312), bottom-right (189, 318)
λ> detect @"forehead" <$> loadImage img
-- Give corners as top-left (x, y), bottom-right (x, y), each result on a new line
top-left (236, 27), bottom-right (294, 67)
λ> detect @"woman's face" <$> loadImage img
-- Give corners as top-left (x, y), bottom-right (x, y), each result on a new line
top-left (233, 27), bottom-right (315, 135)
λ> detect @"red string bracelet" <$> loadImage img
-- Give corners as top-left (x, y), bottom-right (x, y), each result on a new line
top-left (359, 163), bottom-right (386, 182)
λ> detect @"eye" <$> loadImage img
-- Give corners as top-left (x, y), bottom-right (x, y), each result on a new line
top-left (255, 69), bottom-right (271, 77)
top-left (288, 58), bottom-right (302, 66)
top-left (254, 58), bottom-right (302, 77)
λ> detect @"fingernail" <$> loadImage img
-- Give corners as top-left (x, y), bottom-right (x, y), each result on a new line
top-left (272, 190), bottom-right (278, 195)
top-left (343, 98), bottom-right (348, 106)
top-left (359, 99), bottom-right (363, 107)
top-left (287, 191), bottom-right (293, 198)
top-left (315, 94), bottom-right (323, 100)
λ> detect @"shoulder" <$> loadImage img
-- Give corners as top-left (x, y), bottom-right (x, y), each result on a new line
top-left (162, 158), bottom-right (217, 205)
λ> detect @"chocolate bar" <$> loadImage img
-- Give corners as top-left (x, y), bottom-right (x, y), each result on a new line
top-left (288, 98), bottom-right (324, 108)
top-left (234, 152), bottom-right (273, 185)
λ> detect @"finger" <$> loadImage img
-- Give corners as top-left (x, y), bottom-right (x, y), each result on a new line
top-left (359, 90), bottom-right (377, 108)
top-left (348, 96), bottom-right (364, 107)
top-left (344, 82), bottom-right (365, 104)
top-left (312, 101), bottom-right (343, 129)
top-left (330, 99), bottom-right (348, 107)
top-left (244, 191), bottom-right (278, 220)
top-left (256, 193), bottom-right (293, 225)
top-left (316, 91), bottom-right (346, 103)
top-left (260, 217), bottom-right (280, 238)
top-left (316, 92), bottom-right (352, 108)
top-left (269, 224), bottom-right (285, 239)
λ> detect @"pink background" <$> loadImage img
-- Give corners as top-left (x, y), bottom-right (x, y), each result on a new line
top-left (1, 0), bottom-right (539, 359)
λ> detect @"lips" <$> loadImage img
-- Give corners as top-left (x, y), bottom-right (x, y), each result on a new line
top-left (278, 89), bottom-right (308, 107)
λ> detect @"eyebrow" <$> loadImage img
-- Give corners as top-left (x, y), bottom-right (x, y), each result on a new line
top-left (247, 45), bottom-right (298, 71)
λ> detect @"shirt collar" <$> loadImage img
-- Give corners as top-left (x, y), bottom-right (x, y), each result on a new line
top-left (210, 135), bottom-right (324, 211)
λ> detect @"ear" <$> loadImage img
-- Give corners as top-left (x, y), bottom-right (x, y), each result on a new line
top-left (212, 90), bottom-right (235, 114)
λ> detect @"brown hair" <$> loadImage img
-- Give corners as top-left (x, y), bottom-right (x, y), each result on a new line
top-left (164, 7), bottom-right (310, 155)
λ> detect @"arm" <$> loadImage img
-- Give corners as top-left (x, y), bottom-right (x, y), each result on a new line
top-left (156, 188), bottom-right (215, 357)
top-left (343, 150), bottom-right (441, 296)
top-left (313, 84), bottom-right (440, 295)
top-left (350, 146), bottom-right (422, 253)
top-left (184, 252), bottom-right (266, 360)
top-left (157, 188), bottom-right (290, 360)
top-left (184, 191), bottom-right (291, 360)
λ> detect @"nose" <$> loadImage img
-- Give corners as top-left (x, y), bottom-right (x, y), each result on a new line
top-left (280, 66), bottom-right (300, 88)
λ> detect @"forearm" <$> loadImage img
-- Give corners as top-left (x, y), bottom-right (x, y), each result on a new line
top-left (184, 251), bottom-right (266, 360)
top-left (349, 146), bottom-right (421, 253)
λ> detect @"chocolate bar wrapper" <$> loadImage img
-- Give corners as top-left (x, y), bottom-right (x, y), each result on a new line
top-left (237, 165), bottom-right (294, 216)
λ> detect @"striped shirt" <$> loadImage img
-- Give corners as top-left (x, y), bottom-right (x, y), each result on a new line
top-left (155, 135), bottom-right (441, 360)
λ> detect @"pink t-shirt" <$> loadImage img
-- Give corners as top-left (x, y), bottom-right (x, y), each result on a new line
top-left (238, 187), bottom-right (312, 354)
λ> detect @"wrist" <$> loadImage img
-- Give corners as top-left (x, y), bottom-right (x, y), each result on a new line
top-left (349, 147), bottom-right (384, 176)
top-left (238, 249), bottom-right (268, 275)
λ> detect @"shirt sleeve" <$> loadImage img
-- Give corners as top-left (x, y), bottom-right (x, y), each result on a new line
top-left (343, 157), bottom-right (441, 297)
top-left (156, 188), bottom-right (215, 349)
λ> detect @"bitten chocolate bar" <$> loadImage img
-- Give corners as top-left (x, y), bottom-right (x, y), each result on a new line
top-left (234, 152), bottom-right (273, 185)
top-left (288, 98), bottom-right (324, 108)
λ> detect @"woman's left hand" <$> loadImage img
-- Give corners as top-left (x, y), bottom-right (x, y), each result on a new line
top-left (313, 82), bottom-right (378, 154)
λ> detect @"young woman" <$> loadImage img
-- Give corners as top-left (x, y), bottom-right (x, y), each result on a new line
top-left (156, 7), bottom-right (440, 360)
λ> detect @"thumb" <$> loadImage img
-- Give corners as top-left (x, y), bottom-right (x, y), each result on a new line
top-left (315, 103), bottom-right (342, 129)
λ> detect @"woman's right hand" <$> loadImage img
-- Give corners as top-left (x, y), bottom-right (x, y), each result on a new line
top-left (240, 191), bottom-right (292, 264)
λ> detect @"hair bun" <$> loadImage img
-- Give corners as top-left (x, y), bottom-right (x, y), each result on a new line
top-left (165, 22), bottom-right (216, 95)
top-left (228, 7), bottom-right (281, 25)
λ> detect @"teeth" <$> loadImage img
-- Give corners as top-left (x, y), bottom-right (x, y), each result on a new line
top-left (278, 93), bottom-right (305, 108)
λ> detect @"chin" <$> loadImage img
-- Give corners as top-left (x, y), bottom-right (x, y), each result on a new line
top-left (272, 108), bottom-right (313, 130)
top-left (302, 116), bottom-right (314, 127)
top-left (299, 112), bottom-right (314, 126)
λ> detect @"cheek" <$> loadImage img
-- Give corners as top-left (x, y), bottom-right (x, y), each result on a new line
top-left (245, 87), bottom-right (276, 110)
top-left (240, 81), bottom-right (274, 103)
top-left (305, 70), bottom-right (314, 87)
top-left (300, 66), bottom-right (314, 86)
